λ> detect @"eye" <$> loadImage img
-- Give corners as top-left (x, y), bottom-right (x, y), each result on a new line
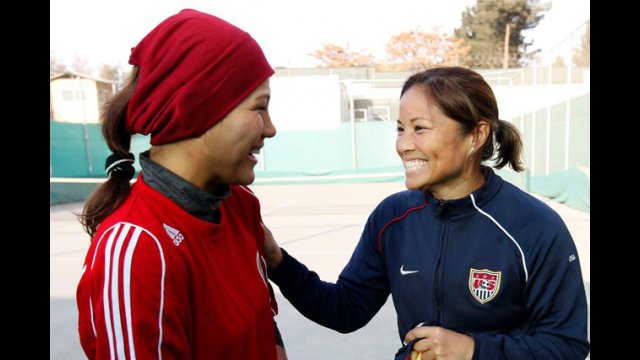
top-left (252, 99), bottom-right (269, 113)
top-left (396, 126), bottom-right (404, 133)
top-left (414, 123), bottom-right (434, 134)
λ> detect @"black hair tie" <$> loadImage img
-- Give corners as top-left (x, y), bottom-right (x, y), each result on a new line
top-left (105, 153), bottom-right (135, 180)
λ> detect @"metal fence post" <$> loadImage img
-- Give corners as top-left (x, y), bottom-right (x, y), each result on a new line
top-left (545, 105), bottom-right (551, 175)
top-left (83, 123), bottom-right (93, 175)
top-left (564, 99), bottom-right (571, 170)
top-left (345, 81), bottom-right (358, 170)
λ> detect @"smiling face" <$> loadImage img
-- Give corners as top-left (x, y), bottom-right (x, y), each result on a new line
top-left (193, 79), bottom-right (275, 190)
top-left (153, 79), bottom-right (276, 193)
top-left (396, 85), bottom-right (483, 199)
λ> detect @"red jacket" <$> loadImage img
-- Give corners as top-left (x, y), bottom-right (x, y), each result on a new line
top-left (77, 176), bottom-right (277, 359)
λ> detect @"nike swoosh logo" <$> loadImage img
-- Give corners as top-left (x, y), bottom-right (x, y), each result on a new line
top-left (400, 265), bottom-right (419, 275)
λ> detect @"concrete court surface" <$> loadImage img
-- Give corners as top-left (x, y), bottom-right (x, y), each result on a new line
top-left (51, 182), bottom-right (590, 359)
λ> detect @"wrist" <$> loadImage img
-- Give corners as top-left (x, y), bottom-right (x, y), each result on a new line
top-left (465, 334), bottom-right (475, 360)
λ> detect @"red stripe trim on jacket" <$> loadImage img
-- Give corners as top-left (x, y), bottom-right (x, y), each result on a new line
top-left (377, 200), bottom-right (428, 253)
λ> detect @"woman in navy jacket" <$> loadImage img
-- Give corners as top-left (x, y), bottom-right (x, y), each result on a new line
top-left (264, 66), bottom-right (589, 360)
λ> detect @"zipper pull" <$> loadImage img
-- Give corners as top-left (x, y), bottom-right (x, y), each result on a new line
top-left (435, 199), bottom-right (445, 217)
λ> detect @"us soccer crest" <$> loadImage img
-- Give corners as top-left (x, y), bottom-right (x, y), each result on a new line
top-left (469, 268), bottom-right (501, 304)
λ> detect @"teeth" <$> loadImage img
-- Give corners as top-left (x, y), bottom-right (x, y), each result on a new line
top-left (251, 149), bottom-right (260, 155)
top-left (404, 160), bottom-right (426, 170)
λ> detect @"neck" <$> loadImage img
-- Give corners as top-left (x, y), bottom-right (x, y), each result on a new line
top-left (149, 144), bottom-right (224, 194)
top-left (432, 168), bottom-right (485, 200)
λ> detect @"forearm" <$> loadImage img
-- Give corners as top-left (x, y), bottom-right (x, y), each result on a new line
top-left (268, 248), bottom-right (385, 333)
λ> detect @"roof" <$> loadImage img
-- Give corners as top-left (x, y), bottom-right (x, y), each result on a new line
top-left (49, 69), bottom-right (119, 84)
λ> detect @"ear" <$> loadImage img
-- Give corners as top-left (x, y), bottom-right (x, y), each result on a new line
top-left (469, 120), bottom-right (490, 154)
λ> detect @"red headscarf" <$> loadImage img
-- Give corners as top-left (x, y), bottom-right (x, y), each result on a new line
top-left (126, 9), bottom-right (274, 145)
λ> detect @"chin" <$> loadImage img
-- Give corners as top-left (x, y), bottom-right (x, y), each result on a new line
top-left (405, 175), bottom-right (432, 191)
top-left (237, 172), bottom-right (256, 185)
top-left (404, 179), bottom-right (422, 190)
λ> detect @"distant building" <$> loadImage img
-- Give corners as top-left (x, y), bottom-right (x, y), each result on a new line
top-left (274, 67), bottom-right (409, 126)
top-left (50, 71), bottom-right (118, 123)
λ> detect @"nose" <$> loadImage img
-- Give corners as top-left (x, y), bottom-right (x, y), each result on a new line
top-left (396, 131), bottom-right (414, 155)
top-left (262, 112), bottom-right (276, 139)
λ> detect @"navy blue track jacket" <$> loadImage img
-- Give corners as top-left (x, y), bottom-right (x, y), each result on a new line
top-left (269, 168), bottom-right (589, 359)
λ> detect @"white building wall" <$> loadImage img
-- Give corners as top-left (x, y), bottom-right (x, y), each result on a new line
top-left (270, 75), bottom-right (341, 130)
top-left (50, 78), bottom-right (100, 123)
top-left (493, 83), bottom-right (590, 120)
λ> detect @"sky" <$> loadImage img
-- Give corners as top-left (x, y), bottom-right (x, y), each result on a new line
top-left (50, 0), bottom-right (590, 71)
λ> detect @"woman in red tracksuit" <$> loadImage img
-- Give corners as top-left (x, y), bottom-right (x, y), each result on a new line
top-left (76, 9), bottom-right (285, 360)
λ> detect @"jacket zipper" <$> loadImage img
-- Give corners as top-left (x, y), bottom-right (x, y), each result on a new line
top-left (433, 200), bottom-right (446, 326)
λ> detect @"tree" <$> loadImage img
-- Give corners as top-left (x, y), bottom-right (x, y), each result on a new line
top-left (552, 55), bottom-right (566, 68)
top-left (572, 20), bottom-right (590, 67)
top-left (455, 0), bottom-right (549, 68)
top-left (99, 63), bottom-right (122, 81)
top-left (71, 54), bottom-right (92, 75)
top-left (50, 50), bottom-right (67, 73)
top-left (310, 43), bottom-right (374, 67)
top-left (382, 29), bottom-right (470, 71)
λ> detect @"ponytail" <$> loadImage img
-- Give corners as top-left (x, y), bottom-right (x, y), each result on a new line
top-left (78, 67), bottom-right (140, 238)
top-left (494, 120), bottom-right (524, 172)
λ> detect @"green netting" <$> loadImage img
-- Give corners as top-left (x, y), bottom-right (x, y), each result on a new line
top-left (549, 102), bottom-right (567, 173)
top-left (254, 166), bottom-right (405, 185)
top-left (50, 122), bottom-right (93, 177)
top-left (533, 109), bottom-right (547, 176)
top-left (50, 182), bottom-right (100, 205)
top-left (569, 95), bottom-right (590, 168)
top-left (530, 167), bottom-right (590, 212)
top-left (51, 122), bottom-right (402, 177)
top-left (50, 121), bottom-right (150, 177)
top-left (261, 125), bottom-right (353, 173)
top-left (51, 93), bottom-right (589, 213)
top-left (510, 93), bottom-right (590, 212)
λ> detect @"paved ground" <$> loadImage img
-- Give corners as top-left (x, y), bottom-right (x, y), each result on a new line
top-left (50, 182), bottom-right (589, 359)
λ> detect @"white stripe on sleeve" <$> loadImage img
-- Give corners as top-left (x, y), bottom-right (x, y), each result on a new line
top-left (96, 222), bottom-right (167, 360)
top-left (110, 224), bottom-right (132, 360)
top-left (123, 227), bottom-right (143, 360)
top-left (102, 223), bottom-right (122, 360)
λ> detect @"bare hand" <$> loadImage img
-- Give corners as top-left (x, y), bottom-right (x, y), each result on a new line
top-left (404, 326), bottom-right (474, 360)
top-left (262, 222), bottom-right (283, 268)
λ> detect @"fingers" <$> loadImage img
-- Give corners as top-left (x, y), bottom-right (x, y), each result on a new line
top-left (412, 338), bottom-right (434, 353)
top-left (261, 221), bottom-right (274, 238)
top-left (261, 221), bottom-right (284, 268)
top-left (261, 221), bottom-right (276, 247)
top-left (409, 339), bottom-right (434, 360)
top-left (405, 326), bottom-right (432, 344)
top-left (405, 327), bottom-right (436, 354)
top-left (408, 327), bottom-right (475, 360)
top-left (419, 349), bottom-right (433, 360)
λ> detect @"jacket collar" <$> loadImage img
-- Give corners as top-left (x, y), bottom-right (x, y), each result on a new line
top-left (139, 150), bottom-right (230, 222)
top-left (426, 166), bottom-right (503, 218)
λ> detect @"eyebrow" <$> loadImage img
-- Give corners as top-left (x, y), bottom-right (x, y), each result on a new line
top-left (254, 94), bottom-right (271, 102)
top-left (397, 117), bottom-right (429, 124)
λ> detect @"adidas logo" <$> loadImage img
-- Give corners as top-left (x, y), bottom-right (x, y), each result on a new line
top-left (163, 223), bottom-right (185, 246)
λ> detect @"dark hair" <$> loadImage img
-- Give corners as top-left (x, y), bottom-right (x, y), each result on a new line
top-left (400, 66), bottom-right (523, 172)
top-left (78, 67), bottom-right (140, 238)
